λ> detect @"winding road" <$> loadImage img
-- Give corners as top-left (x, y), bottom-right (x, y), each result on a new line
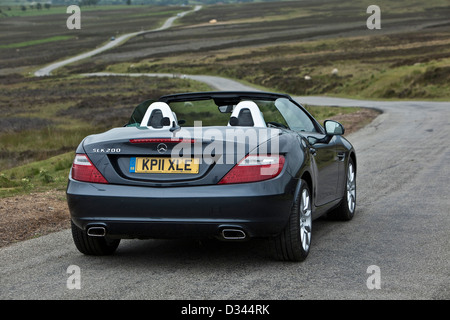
top-left (1, 7), bottom-right (449, 301)
top-left (34, 5), bottom-right (202, 77)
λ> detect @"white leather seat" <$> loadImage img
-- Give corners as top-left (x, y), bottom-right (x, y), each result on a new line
top-left (140, 102), bottom-right (177, 129)
top-left (228, 101), bottom-right (266, 127)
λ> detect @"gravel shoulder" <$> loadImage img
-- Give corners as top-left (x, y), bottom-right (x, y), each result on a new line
top-left (0, 190), bottom-right (69, 248)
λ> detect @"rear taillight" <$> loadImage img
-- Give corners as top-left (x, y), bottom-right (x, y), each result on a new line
top-left (218, 154), bottom-right (285, 184)
top-left (71, 154), bottom-right (108, 184)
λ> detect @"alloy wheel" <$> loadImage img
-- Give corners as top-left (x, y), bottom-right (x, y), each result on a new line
top-left (300, 188), bottom-right (312, 252)
top-left (347, 163), bottom-right (356, 213)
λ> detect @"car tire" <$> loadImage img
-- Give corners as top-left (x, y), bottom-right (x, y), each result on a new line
top-left (329, 158), bottom-right (356, 221)
top-left (71, 221), bottom-right (120, 255)
top-left (270, 180), bottom-right (312, 262)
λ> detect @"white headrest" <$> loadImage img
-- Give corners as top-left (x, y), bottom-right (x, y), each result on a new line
top-left (140, 102), bottom-right (177, 129)
top-left (228, 100), bottom-right (266, 127)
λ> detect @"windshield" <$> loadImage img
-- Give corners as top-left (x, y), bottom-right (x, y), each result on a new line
top-left (129, 96), bottom-right (318, 133)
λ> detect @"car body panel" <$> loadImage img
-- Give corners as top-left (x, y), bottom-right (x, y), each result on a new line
top-left (68, 171), bottom-right (296, 239)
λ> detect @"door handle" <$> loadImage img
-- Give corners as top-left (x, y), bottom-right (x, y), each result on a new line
top-left (310, 147), bottom-right (317, 156)
top-left (337, 152), bottom-right (345, 161)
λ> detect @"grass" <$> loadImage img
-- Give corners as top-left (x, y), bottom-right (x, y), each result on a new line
top-left (0, 5), bottom-right (68, 18)
top-left (346, 60), bottom-right (450, 100)
top-left (113, 33), bottom-right (450, 100)
top-left (304, 105), bottom-right (359, 121)
top-left (0, 152), bottom-right (74, 198)
top-left (0, 36), bottom-right (74, 49)
top-left (0, 5), bottom-right (138, 18)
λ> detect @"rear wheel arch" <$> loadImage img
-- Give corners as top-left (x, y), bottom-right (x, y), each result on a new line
top-left (300, 170), bottom-right (314, 206)
top-left (349, 151), bottom-right (357, 174)
top-left (301, 171), bottom-right (313, 195)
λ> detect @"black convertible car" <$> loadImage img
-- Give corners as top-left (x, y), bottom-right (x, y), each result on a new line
top-left (67, 91), bottom-right (356, 261)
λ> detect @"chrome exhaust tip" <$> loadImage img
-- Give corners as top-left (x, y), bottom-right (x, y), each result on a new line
top-left (222, 228), bottom-right (246, 240)
top-left (87, 226), bottom-right (106, 237)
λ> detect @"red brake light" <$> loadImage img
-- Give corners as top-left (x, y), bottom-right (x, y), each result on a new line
top-left (218, 155), bottom-right (285, 185)
top-left (129, 138), bottom-right (196, 144)
top-left (71, 154), bottom-right (108, 184)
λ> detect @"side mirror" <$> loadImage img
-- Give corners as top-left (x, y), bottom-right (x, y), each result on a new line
top-left (218, 105), bottom-right (234, 113)
top-left (307, 136), bottom-right (319, 145)
top-left (160, 117), bottom-right (171, 126)
top-left (324, 120), bottom-right (345, 136)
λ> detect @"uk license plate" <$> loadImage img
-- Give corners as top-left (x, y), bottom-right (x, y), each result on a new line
top-left (129, 157), bottom-right (199, 174)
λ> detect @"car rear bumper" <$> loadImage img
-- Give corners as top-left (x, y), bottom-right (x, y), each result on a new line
top-left (67, 177), bottom-right (296, 240)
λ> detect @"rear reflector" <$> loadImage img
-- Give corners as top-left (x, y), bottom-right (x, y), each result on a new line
top-left (129, 138), bottom-right (196, 144)
top-left (218, 154), bottom-right (285, 184)
top-left (71, 154), bottom-right (108, 184)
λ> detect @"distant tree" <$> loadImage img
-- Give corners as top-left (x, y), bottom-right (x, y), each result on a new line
top-left (36, 3), bottom-right (42, 10)
top-left (44, 3), bottom-right (51, 9)
top-left (21, 5), bottom-right (26, 11)
top-left (126, 0), bottom-right (132, 5)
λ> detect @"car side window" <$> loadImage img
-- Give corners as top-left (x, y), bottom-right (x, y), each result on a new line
top-left (255, 100), bottom-right (289, 128)
top-left (275, 98), bottom-right (317, 132)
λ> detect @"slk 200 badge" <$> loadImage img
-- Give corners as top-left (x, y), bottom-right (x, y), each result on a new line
top-left (92, 148), bottom-right (121, 153)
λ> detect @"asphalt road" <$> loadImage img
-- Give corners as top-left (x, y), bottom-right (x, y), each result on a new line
top-left (1, 74), bottom-right (449, 300)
